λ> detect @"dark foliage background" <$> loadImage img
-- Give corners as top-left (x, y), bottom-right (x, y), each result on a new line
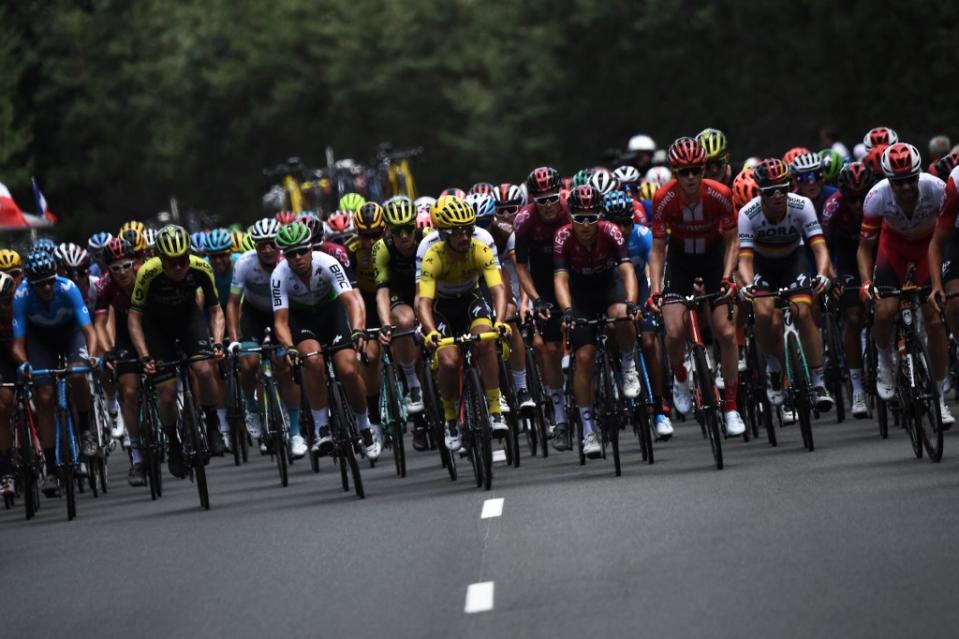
top-left (3, 0), bottom-right (957, 237)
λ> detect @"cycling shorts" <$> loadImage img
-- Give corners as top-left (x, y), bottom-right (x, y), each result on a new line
top-left (941, 241), bottom-right (959, 284)
top-left (239, 302), bottom-right (274, 344)
top-left (530, 271), bottom-right (564, 342)
top-left (831, 239), bottom-right (863, 310)
top-left (752, 254), bottom-right (814, 304)
top-left (143, 310), bottom-right (213, 384)
top-left (0, 345), bottom-right (17, 384)
top-left (874, 247), bottom-right (929, 289)
top-left (389, 285), bottom-right (416, 310)
top-left (664, 243), bottom-right (725, 307)
top-left (111, 322), bottom-right (139, 377)
top-left (568, 274), bottom-right (627, 351)
top-left (288, 299), bottom-right (353, 348)
top-left (26, 323), bottom-right (89, 386)
top-left (433, 289), bottom-right (493, 338)
top-left (361, 290), bottom-right (380, 330)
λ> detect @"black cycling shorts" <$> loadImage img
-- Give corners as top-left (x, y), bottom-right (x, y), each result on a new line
top-left (26, 323), bottom-right (89, 386)
top-left (433, 289), bottom-right (493, 338)
top-left (568, 273), bottom-right (626, 351)
top-left (664, 243), bottom-right (725, 306)
top-left (111, 318), bottom-right (140, 377)
top-left (532, 271), bottom-right (564, 343)
top-left (239, 302), bottom-right (274, 344)
top-left (361, 290), bottom-right (381, 330)
top-left (752, 253), bottom-right (812, 300)
top-left (289, 298), bottom-right (354, 348)
top-left (388, 284), bottom-right (416, 310)
top-left (941, 240), bottom-right (959, 284)
top-left (143, 311), bottom-right (212, 383)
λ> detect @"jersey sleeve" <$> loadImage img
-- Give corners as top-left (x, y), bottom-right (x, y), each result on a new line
top-left (937, 170), bottom-right (959, 231)
top-left (372, 239), bottom-right (391, 288)
top-left (270, 264), bottom-right (289, 311)
top-left (94, 278), bottom-right (111, 315)
top-left (717, 185), bottom-right (737, 232)
top-left (860, 184), bottom-right (883, 240)
top-left (11, 284), bottom-right (27, 339)
top-left (229, 255), bottom-right (248, 297)
top-left (606, 223), bottom-right (629, 263)
top-left (798, 198), bottom-right (825, 245)
top-left (638, 226), bottom-right (653, 262)
top-left (191, 256), bottom-right (220, 308)
top-left (418, 245), bottom-right (441, 300)
top-left (650, 189), bottom-right (669, 239)
top-left (64, 280), bottom-right (92, 327)
top-left (475, 241), bottom-right (503, 289)
top-left (737, 206), bottom-right (755, 257)
top-left (129, 258), bottom-right (159, 313)
top-left (512, 210), bottom-right (532, 264)
top-left (821, 193), bottom-right (840, 237)
top-left (414, 232), bottom-right (434, 280)
top-left (476, 228), bottom-right (502, 268)
top-left (317, 252), bottom-right (353, 299)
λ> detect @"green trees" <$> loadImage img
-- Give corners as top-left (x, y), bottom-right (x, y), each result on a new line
top-left (2, 0), bottom-right (958, 235)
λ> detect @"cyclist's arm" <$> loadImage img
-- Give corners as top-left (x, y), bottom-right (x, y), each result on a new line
top-left (94, 311), bottom-right (114, 354)
top-left (648, 237), bottom-right (667, 294)
top-left (737, 249), bottom-right (755, 288)
top-left (619, 262), bottom-right (638, 304)
top-left (81, 321), bottom-right (98, 359)
top-left (66, 280), bottom-right (97, 355)
top-left (554, 269), bottom-right (572, 312)
top-left (856, 237), bottom-right (876, 284)
top-left (416, 249), bottom-right (439, 334)
top-left (809, 236), bottom-right (830, 278)
top-left (208, 303), bottom-right (225, 346)
top-left (128, 310), bottom-right (149, 359)
top-left (273, 308), bottom-right (293, 349)
top-left (226, 292), bottom-right (242, 343)
top-left (416, 296), bottom-right (437, 335)
top-left (858, 194), bottom-right (881, 283)
top-left (372, 240), bottom-right (393, 326)
top-left (929, 225), bottom-right (949, 293)
top-left (375, 287), bottom-right (392, 327)
top-left (721, 226), bottom-right (739, 281)
top-left (516, 262), bottom-right (541, 302)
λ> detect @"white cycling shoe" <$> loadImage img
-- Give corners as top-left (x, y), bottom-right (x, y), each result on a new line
top-left (940, 399), bottom-right (955, 427)
top-left (672, 377), bottom-right (692, 415)
top-left (245, 412), bottom-right (263, 439)
top-left (623, 368), bottom-right (641, 399)
top-left (490, 414), bottom-right (509, 436)
top-left (583, 432), bottom-right (602, 459)
top-left (724, 411), bottom-right (746, 437)
top-left (290, 435), bottom-right (308, 459)
top-left (876, 363), bottom-right (895, 401)
top-left (110, 411), bottom-right (126, 439)
top-left (655, 414), bottom-right (674, 437)
top-left (851, 392), bottom-right (868, 418)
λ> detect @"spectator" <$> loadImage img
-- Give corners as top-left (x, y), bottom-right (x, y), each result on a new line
top-left (820, 125), bottom-right (850, 160)
top-left (929, 135), bottom-right (952, 162)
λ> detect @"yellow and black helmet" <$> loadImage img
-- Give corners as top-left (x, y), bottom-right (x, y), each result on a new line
top-left (0, 248), bottom-right (23, 271)
top-left (155, 224), bottom-right (190, 258)
top-left (354, 202), bottom-right (385, 233)
top-left (432, 196), bottom-right (475, 229)
top-left (383, 198), bottom-right (415, 226)
top-left (119, 220), bottom-right (146, 238)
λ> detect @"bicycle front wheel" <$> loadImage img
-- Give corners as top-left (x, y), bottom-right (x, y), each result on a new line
top-left (912, 337), bottom-right (944, 462)
top-left (331, 382), bottom-right (364, 498)
top-left (692, 345), bottom-right (723, 469)
top-left (383, 365), bottom-right (406, 478)
top-left (464, 368), bottom-right (492, 491)
top-left (786, 334), bottom-right (814, 452)
top-left (183, 393), bottom-right (211, 510)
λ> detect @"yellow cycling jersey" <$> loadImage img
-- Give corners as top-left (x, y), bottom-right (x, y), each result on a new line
top-left (346, 237), bottom-right (377, 293)
top-left (418, 238), bottom-right (502, 300)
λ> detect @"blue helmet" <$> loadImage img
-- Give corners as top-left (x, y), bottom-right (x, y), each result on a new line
top-left (204, 228), bottom-right (232, 253)
top-left (190, 231), bottom-right (207, 255)
top-left (87, 232), bottom-right (113, 254)
top-left (32, 238), bottom-right (57, 257)
top-left (464, 193), bottom-right (496, 227)
top-left (24, 250), bottom-right (57, 282)
top-left (602, 190), bottom-right (634, 224)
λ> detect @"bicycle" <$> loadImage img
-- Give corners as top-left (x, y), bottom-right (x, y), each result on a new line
top-left (418, 339), bottom-right (457, 481)
top-left (863, 306), bottom-right (890, 439)
top-left (433, 331), bottom-right (502, 491)
top-left (298, 334), bottom-right (365, 499)
top-left (375, 144), bottom-right (421, 200)
top-left (739, 303), bottom-right (777, 446)
top-left (630, 313), bottom-right (660, 464)
top-left (30, 359), bottom-right (97, 520)
top-left (222, 351), bottom-right (249, 467)
top-left (875, 284), bottom-right (944, 462)
top-left (362, 326), bottom-right (416, 478)
top-left (659, 288), bottom-right (733, 469)
top-left (2, 380), bottom-right (43, 519)
top-left (518, 314), bottom-right (552, 459)
top-left (84, 372), bottom-right (113, 496)
top-left (561, 315), bottom-right (630, 476)
top-left (494, 324), bottom-right (521, 468)
top-left (821, 290), bottom-right (847, 423)
top-left (749, 286), bottom-right (817, 452)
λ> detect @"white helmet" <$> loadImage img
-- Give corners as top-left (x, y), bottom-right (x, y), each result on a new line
top-left (651, 149), bottom-right (668, 165)
top-left (612, 165), bottom-right (641, 185)
top-left (627, 134), bottom-right (656, 153)
top-left (589, 169), bottom-right (619, 195)
top-left (414, 196), bottom-right (436, 216)
top-left (645, 166), bottom-right (672, 187)
top-left (249, 217), bottom-right (280, 242)
top-left (852, 143), bottom-right (867, 160)
top-left (790, 152), bottom-right (823, 175)
top-left (55, 242), bottom-right (90, 268)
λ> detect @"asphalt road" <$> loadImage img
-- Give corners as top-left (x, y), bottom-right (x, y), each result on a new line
top-left (4, 409), bottom-right (959, 639)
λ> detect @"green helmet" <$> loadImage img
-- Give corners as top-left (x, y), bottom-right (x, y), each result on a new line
top-left (384, 198), bottom-right (415, 226)
top-left (571, 169), bottom-right (593, 188)
top-left (155, 224), bottom-right (190, 258)
top-left (275, 221), bottom-right (312, 250)
top-left (819, 148), bottom-right (844, 183)
top-left (695, 127), bottom-right (729, 161)
top-left (338, 192), bottom-right (366, 214)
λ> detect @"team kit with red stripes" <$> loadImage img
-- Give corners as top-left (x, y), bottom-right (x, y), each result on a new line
top-left (4, 124), bottom-right (959, 515)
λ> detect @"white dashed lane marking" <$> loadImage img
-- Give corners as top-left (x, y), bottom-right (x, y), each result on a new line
top-left (464, 581), bottom-right (495, 613)
top-left (480, 498), bottom-right (504, 519)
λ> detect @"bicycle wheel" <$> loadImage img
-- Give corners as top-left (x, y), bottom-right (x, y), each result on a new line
top-left (331, 382), bottom-right (364, 498)
top-left (599, 355), bottom-right (622, 476)
top-left (824, 312), bottom-right (846, 423)
top-left (423, 366), bottom-right (456, 479)
top-left (226, 369), bottom-right (244, 467)
top-left (912, 337), bottom-right (944, 462)
top-left (464, 368), bottom-right (491, 490)
top-left (692, 345), bottom-right (723, 469)
top-left (383, 365), bottom-right (406, 478)
top-left (140, 395), bottom-right (163, 500)
top-left (786, 334), bottom-right (814, 452)
top-left (58, 408), bottom-right (78, 520)
top-left (265, 381), bottom-right (289, 487)
top-left (17, 407), bottom-right (39, 520)
top-left (526, 347), bottom-right (551, 458)
top-left (182, 391), bottom-right (210, 510)
top-left (497, 356), bottom-right (519, 468)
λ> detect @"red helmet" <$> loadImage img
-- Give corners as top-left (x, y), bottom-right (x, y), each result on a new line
top-left (526, 166), bottom-right (561, 196)
top-left (439, 187), bottom-right (466, 199)
top-left (932, 152), bottom-right (959, 180)
top-left (468, 182), bottom-right (495, 196)
top-left (881, 142), bottom-right (922, 179)
top-left (838, 162), bottom-right (875, 195)
top-left (863, 144), bottom-right (887, 175)
top-left (567, 185), bottom-right (602, 212)
top-left (864, 126), bottom-right (898, 151)
top-left (275, 210), bottom-right (297, 225)
top-left (104, 237), bottom-right (135, 263)
top-left (732, 169), bottom-right (758, 209)
top-left (667, 137), bottom-right (707, 168)
top-left (782, 146), bottom-right (812, 166)
top-left (326, 210), bottom-right (353, 234)
top-left (753, 158), bottom-right (791, 188)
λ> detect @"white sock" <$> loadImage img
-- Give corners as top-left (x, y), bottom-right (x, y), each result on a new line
top-left (938, 377), bottom-right (949, 396)
top-left (511, 368), bottom-right (527, 391)
top-left (400, 362), bottom-right (420, 389)
top-left (579, 406), bottom-right (595, 436)
top-left (849, 368), bottom-right (864, 395)
top-left (312, 409), bottom-right (329, 434)
top-left (878, 346), bottom-right (894, 370)
top-left (216, 408), bottom-right (229, 434)
top-left (766, 356), bottom-right (781, 374)
top-left (548, 386), bottom-right (567, 424)
top-left (620, 350), bottom-right (636, 371)
top-left (371, 421), bottom-right (383, 440)
top-left (355, 410), bottom-right (370, 431)
top-left (810, 368), bottom-right (824, 388)
top-left (108, 395), bottom-right (120, 415)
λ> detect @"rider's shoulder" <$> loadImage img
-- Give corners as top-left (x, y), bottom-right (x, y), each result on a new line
top-left (786, 192), bottom-right (812, 210)
top-left (189, 254), bottom-right (214, 275)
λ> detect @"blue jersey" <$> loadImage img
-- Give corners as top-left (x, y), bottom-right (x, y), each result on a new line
top-left (626, 224), bottom-right (653, 272)
top-left (208, 253), bottom-right (239, 309)
top-left (12, 276), bottom-right (92, 339)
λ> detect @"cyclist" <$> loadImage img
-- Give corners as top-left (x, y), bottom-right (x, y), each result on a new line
top-left (12, 251), bottom-right (99, 497)
top-left (696, 128), bottom-right (732, 186)
top-left (859, 144), bottom-right (953, 423)
top-left (863, 126), bottom-right (898, 151)
top-left (790, 152), bottom-right (838, 219)
top-left (271, 222), bottom-right (379, 459)
top-left (0, 272), bottom-right (18, 497)
top-left (417, 197), bottom-right (511, 451)
top-left (87, 232), bottom-right (112, 277)
top-left (738, 158), bottom-right (834, 411)
top-left (373, 198), bottom-right (426, 439)
top-left (626, 134), bottom-right (657, 174)
top-left (339, 192), bottom-right (366, 215)
top-left (54, 243), bottom-right (99, 316)
top-left (822, 162), bottom-right (876, 417)
top-left (603, 189), bottom-right (673, 436)
top-left (931, 159), bottom-right (959, 349)
top-left (513, 166), bottom-right (573, 442)
top-left (648, 137), bottom-right (745, 436)
top-left (554, 186), bottom-right (640, 457)
top-left (128, 225), bottom-right (229, 477)
top-left (325, 210), bottom-right (355, 245)
top-left (205, 229), bottom-right (238, 311)
top-left (94, 237), bottom-right (146, 484)
top-left (226, 218), bottom-right (306, 457)
top-left (300, 212), bottom-right (350, 269)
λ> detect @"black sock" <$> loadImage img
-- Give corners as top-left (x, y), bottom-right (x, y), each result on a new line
top-left (652, 395), bottom-right (663, 416)
top-left (368, 394), bottom-right (381, 425)
top-left (44, 447), bottom-right (57, 474)
top-left (77, 410), bottom-right (91, 433)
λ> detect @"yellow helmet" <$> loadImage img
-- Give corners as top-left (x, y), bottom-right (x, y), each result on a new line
top-left (0, 248), bottom-right (23, 270)
top-left (231, 230), bottom-right (251, 253)
top-left (638, 180), bottom-right (659, 200)
top-left (120, 227), bottom-right (147, 254)
top-left (695, 127), bottom-right (729, 161)
top-left (383, 198), bottom-right (415, 226)
top-left (155, 224), bottom-right (190, 258)
top-left (432, 196), bottom-right (475, 229)
top-left (119, 220), bottom-right (146, 238)
top-left (354, 202), bottom-right (386, 233)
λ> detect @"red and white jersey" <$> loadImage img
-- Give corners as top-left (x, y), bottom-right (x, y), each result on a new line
top-left (936, 164), bottom-right (959, 231)
top-left (861, 174), bottom-right (945, 256)
top-left (651, 178), bottom-right (736, 255)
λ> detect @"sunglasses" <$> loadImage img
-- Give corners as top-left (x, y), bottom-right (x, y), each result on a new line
top-left (358, 230), bottom-right (383, 239)
top-left (30, 277), bottom-right (56, 288)
top-left (389, 225), bottom-right (416, 237)
top-left (572, 213), bottom-right (600, 225)
top-left (255, 241), bottom-right (277, 250)
top-left (534, 194), bottom-right (561, 205)
top-left (208, 251), bottom-right (232, 260)
top-left (705, 160), bottom-right (725, 171)
top-left (109, 260), bottom-right (135, 273)
top-left (760, 184), bottom-right (790, 197)
top-left (283, 247), bottom-right (312, 258)
top-left (795, 172), bottom-right (823, 184)
top-left (495, 205), bottom-right (519, 216)
top-left (890, 176), bottom-right (919, 186)
top-left (676, 166), bottom-right (704, 178)
top-left (66, 268), bottom-right (90, 280)
top-left (439, 226), bottom-right (474, 239)
top-left (162, 256), bottom-right (190, 268)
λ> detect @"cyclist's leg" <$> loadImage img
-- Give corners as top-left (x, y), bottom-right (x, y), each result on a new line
top-left (943, 249), bottom-right (959, 336)
top-left (24, 328), bottom-right (62, 478)
top-left (872, 252), bottom-right (903, 366)
top-left (432, 302), bottom-right (464, 423)
top-left (467, 292), bottom-right (501, 418)
top-left (505, 301), bottom-right (528, 389)
top-left (359, 291), bottom-right (383, 438)
top-left (709, 300), bottom-right (740, 411)
top-left (182, 316), bottom-right (227, 440)
top-left (65, 329), bottom-right (93, 450)
top-left (570, 319), bottom-right (597, 439)
top-left (321, 300), bottom-right (372, 439)
top-left (916, 258), bottom-right (949, 392)
top-left (389, 299), bottom-right (421, 399)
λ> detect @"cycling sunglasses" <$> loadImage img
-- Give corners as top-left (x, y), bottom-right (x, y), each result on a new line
top-left (108, 260), bottom-right (135, 273)
top-left (439, 225), bottom-right (474, 239)
top-left (534, 194), bottom-right (561, 205)
top-left (705, 160), bottom-right (725, 172)
top-left (572, 213), bottom-right (600, 225)
top-left (760, 184), bottom-right (790, 197)
top-left (283, 246), bottom-right (312, 258)
top-left (389, 225), bottom-right (416, 237)
top-left (161, 255), bottom-right (190, 268)
top-left (795, 172), bottom-right (823, 184)
top-left (255, 241), bottom-right (277, 251)
top-left (676, 166), bottom-right (704, 178)
top-left (495, 205), bottom-right (520, 216)
top-left (208, 251), bottom-right (232, 260)
top-left (889, 175), bottom-right (919, 186)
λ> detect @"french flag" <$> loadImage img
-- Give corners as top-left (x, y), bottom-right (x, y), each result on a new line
top-left (32, 177), bottom-right (57, 223)
top-left (0, 181), bottom-right (28, 228)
